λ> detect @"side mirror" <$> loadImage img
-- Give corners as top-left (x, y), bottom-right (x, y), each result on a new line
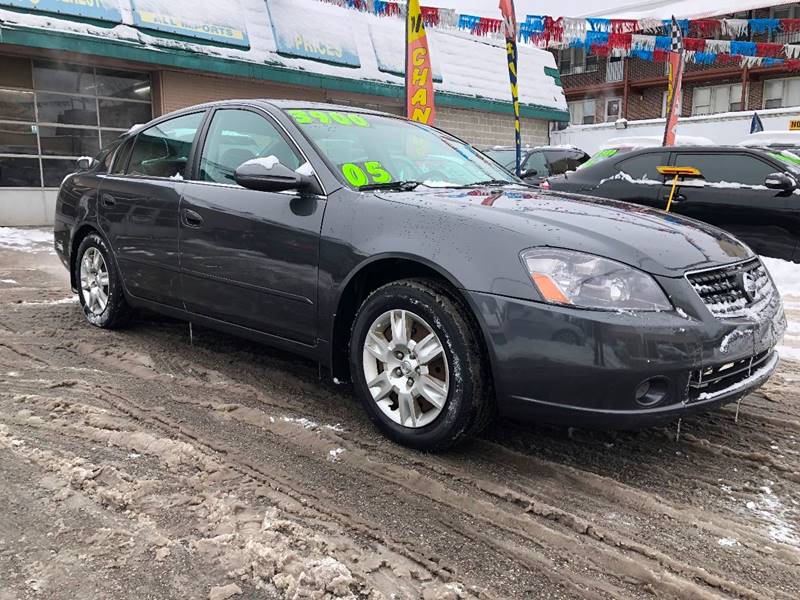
top-left (76, 156), bottom-right (94, 170)
top-left (234, 156), bottom-right (313, 192)
top-left (765, 172), bottom-right (797, 192)
top-left (519, 168), bottom-right (538, 179)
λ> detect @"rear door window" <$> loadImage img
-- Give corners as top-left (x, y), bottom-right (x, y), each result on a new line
top-left (523, 151), bottom-right (549, 176)
top-left (127, 112), bottom-right (204, 179)
top-left (674, 153), bottom-right (775, 186)
top-left (615, 153), bottom-right (669, 182)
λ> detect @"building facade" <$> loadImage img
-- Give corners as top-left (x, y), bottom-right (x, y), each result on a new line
top-left (0, 0), bottom-right (567, 225)
top-left (554, 3), bottom-right (800, 128)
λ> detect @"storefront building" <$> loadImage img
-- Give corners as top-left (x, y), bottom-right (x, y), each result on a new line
top-left (0, 0), bottom-right (568, 226)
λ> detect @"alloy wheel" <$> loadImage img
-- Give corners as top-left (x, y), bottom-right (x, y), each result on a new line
top-left (79, 247), bottom-right (110, 316)
top-left (362, 309), bottom-right (450, 428)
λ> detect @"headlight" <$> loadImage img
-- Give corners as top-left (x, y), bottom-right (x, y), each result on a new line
top-left (520, 248), bottom-right (672, 311)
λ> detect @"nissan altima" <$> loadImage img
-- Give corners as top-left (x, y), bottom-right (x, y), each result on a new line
top-left (54, 100), bottom-right (786, 450)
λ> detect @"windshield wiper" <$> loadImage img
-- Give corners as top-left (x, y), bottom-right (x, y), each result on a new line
top-left (358, 180), bottom-right (421, 191)
top-left (462, 179), bottom-right (515, 187)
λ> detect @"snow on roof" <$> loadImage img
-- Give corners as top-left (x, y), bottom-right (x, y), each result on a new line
top-left (600, 134), bottom-right (715, 149)
top-left (738, 131), bottom-right (800, 147)
top-left (0, 0), bottom-right (566, 112)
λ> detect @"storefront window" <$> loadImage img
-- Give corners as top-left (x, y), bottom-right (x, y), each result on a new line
top-left (0, 123), bottom-right (38, 154)
top-left (0, 89), bottom-right (35, 121)
top-left (0, 58), bottom-right (152, 188)
top-left (99, 99), bottom-right (152, 128)
top-left (0, 157), bottom-right (41, 187)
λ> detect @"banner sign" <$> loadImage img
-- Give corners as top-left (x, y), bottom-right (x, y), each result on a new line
top-left (131, 1), bottom-right (249, 48)
top-left (499, 0), bottom-right (521, 176)
top-left (406, 0), bottom-right (436, 124)
top-left (663, 16), bottom-right (684, 146)
top-left (0, 0), bottom-right (122, 24)
top-left (268, 0), bottom-right (360, 67)
top-left (369, 24), bottom-right (442, 82)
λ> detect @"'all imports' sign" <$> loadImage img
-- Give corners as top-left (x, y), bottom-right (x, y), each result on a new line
top-left (131, 0), bottom-right (250, 48)
top-left (0, 0), bottom-right (122, 23)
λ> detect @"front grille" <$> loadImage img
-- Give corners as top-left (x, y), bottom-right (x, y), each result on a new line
top-left (688, 350), bottom-right (773, 402)
top-left (686, 259), bottom-right (774, 318)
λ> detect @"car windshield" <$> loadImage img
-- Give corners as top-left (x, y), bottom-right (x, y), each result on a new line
top-left (767, 148), bottom-right (800, 172)
top-left (286, 108), bottom-right (517, 189)
top-left (578, 147), bottom-right (639, 170)
top-left (483, 149), bottom-right (517, 169)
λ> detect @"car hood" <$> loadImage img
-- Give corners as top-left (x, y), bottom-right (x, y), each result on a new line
top-left (375, 186), bottom-right (752, 277)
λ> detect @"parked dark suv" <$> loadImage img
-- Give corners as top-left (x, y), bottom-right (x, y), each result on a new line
top-left (483, 145), bottom-right (589, 185)
top-left (546, 145), bottom-right (800, 263)
top-left (54, 101), bottom-right (785, 449)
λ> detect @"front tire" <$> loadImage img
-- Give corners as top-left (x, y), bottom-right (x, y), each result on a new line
top-left (74, 233), bottom-right (131, 329)
top-left (349, 278), bottom-right (492, 450)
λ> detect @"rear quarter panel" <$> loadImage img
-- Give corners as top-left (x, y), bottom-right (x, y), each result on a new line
top-left (54, 171), bottom-right (102, 275)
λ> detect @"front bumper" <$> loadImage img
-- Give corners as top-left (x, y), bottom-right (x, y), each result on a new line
top-left (468, 281), bottom-right (786, 429)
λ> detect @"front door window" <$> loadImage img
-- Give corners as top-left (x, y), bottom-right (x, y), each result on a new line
top-left (199, 109), bottom-right (301, 185)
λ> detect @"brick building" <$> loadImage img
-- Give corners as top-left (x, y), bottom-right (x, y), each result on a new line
top-left (554, 3), bottom-right (800, 128)
top-left (0, 0), bottom-right (566, 225)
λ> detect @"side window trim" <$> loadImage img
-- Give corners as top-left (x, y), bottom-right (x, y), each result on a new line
top-left (125, 109), bottom-right (207, 180)
top-left (110, 136), bottom-right (135, 176)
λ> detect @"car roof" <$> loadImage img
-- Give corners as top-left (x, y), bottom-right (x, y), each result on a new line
top-left (195, 99), bottom-right (394, 119)
top-left (147, 99), bottom-right (400, 123)
top-left (118, 99), bottom-right (405, 140)
top-left (619, 145), bottom-right (772, 154)
top-left (482, 145), bottom-right (584, 152)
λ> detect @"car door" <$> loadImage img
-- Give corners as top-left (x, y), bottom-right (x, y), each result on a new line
top-left (592, 150), bottom-right (670, 208)
top-left (98, 111), bottom-right (205, 307)
top-left (179, 106), bottom-right (326, 345)
top-left (665, 151), bottom-right (797, 261)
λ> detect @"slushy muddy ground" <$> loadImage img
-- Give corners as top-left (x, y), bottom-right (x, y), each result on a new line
top-left (1, 240), bottom-right (799, 600)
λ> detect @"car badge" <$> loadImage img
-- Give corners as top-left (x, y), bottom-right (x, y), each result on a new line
top-left (739, 270), bottom-right (758, 303)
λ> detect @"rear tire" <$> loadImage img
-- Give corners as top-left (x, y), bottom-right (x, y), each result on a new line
top-left (349, 278), bottom-right (493, 450)
top-left (74, 233), bottom-right (131, 329)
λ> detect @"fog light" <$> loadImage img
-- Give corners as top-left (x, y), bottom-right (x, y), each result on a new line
top-left (634, 377), bottom-right (670, 407)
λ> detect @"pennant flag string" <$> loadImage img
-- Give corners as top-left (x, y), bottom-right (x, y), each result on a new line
top-left (314, 1), bottom-right (800, 70)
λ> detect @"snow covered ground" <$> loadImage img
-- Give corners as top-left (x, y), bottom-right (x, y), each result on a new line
top-left (0, 227), bottom-right (54, 253)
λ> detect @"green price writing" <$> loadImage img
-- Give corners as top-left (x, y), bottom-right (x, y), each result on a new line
top-left (341, 161), bottom-right (392, 187)
top-left (288, 109), bottom-right (370, 127)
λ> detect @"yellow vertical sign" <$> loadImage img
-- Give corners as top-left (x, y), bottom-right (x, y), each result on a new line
top-left (405, 0), bottom-right (436, 124)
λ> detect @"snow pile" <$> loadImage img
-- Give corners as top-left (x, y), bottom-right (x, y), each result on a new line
top-left (762, 257), bottom-right (800, 300)
top-left (0, 227), bottom-right (53, 252)
top-left (762, 256), bottom-right (800, 363)
top-left (738, 131), bottom-right (800, 148)
top-left (600, 135), bottom-right (714, 150)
